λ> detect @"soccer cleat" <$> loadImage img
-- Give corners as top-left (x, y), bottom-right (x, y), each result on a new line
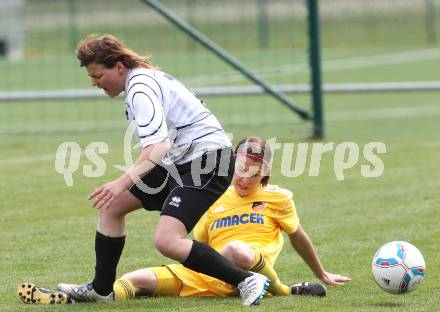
top-left (57, 282), bottom-right (114, 302)
top-left (17, 283), bottom-right (75, 304)
top-left (237, 272), bottom-right (270, 306)
top-left (290, 282), bottom-right (327, 297)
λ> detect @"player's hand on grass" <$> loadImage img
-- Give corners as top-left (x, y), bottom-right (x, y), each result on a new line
top-left (89, 178), bottom-right (127, 210)
top-left (318, 271), bottom-right (351, 286)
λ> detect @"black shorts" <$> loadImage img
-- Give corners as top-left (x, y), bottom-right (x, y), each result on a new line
top-left (129, 148), bottom-right (235, 232)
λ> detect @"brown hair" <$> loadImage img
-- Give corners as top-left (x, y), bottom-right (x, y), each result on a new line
top-left (76, 34), bottom-right (156, 69)
top-left (234, 137), bottom-right (272, 186)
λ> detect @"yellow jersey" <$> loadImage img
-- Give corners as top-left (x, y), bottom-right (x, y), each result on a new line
top-left (193, 184), bottom-right (299, 266)
top-left (160, 184), bottom-right (299, 297)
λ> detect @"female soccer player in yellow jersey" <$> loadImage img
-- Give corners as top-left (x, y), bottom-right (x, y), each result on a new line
top-left (113, 137), bottom-right (351, 300)
top-left (17, 137), bottom-right (350, 305)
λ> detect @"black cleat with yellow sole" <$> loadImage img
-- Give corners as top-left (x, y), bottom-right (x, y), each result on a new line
top-left (290, 282), bottom-right (327, 297)
top-left (17, 283), bottom-right (75, 304)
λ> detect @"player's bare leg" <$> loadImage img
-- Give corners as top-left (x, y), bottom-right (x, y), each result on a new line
top-left (154, 216), bottom-right (269, 306)
top-left (114, 269), bottom-right (157, 300)
top-left (222, 241), bottom-right (291, 296)
top-left (97, 189), bottom-right (143, 236)
top-left (58, 190), bottom-right (143, 302)
top-left (153, 215), bottom-right (193, 261)
top-left (221, 241), bottom-right (255, 269)
top-left (222, 241), bottom-right (326, 297)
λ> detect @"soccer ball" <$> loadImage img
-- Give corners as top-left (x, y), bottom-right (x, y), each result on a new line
top-left (371, 241), bottom-right (425, 294)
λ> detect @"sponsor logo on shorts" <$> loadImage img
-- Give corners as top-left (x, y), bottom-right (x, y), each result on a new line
top-left (169, 196), bottom-right (182, 208)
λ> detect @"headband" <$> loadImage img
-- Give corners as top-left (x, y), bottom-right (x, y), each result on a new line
top-left (235, 152), bottom-right (268, 164)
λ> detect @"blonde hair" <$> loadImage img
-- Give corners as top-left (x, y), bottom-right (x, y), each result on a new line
top-left (76, 34), bottom-right (156, 69)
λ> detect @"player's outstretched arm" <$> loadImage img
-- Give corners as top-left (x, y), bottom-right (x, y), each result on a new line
top-left (89, 141), bottom-right (170, 210)
top-left (288, 225), bottom-right (351, 286)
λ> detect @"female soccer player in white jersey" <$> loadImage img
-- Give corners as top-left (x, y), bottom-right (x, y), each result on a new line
top-left (18, 137), bottom-right (350, 305)
top-left (57, 34), bottom-right (269, 306)
top-left (111, 137), bottom-right (351, 300)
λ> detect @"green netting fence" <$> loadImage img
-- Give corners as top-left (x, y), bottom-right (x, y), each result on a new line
top-left (0, 0), bottom-right (439, 134)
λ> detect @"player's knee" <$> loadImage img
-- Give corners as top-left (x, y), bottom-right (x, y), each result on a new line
top-left (222, 242), bottom-right (254, 269)
top-left (124, 270), bottom-right (156, 290)
top-left (115, 269), bottom-right (157, 299)
top-left (98, 203), bottom-right (125, 220)
top-left (154, 234), bottom-right (176, 258)
top-left (154, 219), bottom-right (189, 260)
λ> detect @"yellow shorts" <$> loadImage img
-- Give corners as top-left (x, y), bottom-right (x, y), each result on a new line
top-left (150, 264), bottom-right (237, 297)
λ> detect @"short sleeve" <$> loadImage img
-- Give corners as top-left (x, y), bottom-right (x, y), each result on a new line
top-left (129, 88), bottom-right (169, 147)
top-left (278, 198), bottom-right (300, 234)
top-left (193, 212), bottom-right (209, 243)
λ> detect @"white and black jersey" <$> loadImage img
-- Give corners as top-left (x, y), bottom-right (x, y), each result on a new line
top-left (124, 67), bottom-right (231, 165)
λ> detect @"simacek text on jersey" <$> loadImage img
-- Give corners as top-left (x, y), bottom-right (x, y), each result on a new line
top-left (54, 136), bottom-right (386, 187)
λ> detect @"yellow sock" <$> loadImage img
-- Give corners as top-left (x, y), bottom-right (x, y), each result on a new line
top-left (114, 278), bottom-right (136, 301)
top-left (250, 252), bottom-right (291, 296)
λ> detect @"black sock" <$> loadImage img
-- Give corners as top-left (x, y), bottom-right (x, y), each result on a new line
top-left (181, 240), bottom-right (251, 287)
top-left (92, 231), bottom-right (125, 296)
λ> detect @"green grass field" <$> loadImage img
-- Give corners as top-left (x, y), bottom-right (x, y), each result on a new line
top-left (1, 1), bottom-right (440, 311)
top-left (1, 90), bottom-right (439, 311)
